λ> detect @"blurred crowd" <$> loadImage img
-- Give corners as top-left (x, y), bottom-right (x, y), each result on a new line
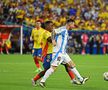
top-left (0, 0), bottom-right (108, 31)
top-left (0, 0), bottom-right (108, 54)
top-left (67, 31), bottom-right (108, 54)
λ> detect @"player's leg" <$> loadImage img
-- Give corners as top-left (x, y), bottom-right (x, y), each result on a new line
top-left (39, 65), bottom-right (56, 87)
top-left (40, 53), bottom-right (63, 87)
top-left (107, 45), bottom-right (108, 54)
top-left (0, 43), bottom-right (3, 54)
top-left (5, 44), bottom-right (9, 54)
top-left (32, 54), bottom-right (52, 86)
top-left (64, 53), bottom-right (89, 84)
top-left (36, 48), bottom-right (43, 70)
top-left (32, 69), bottom-right (47, 86)
top-left (62, 64), bottom-right (80, 85)
top-left (33, 49), bottom-right (42, 72)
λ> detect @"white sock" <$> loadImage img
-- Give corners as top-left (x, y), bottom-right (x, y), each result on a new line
top-left (71, 67), bottom-right (83, 82)
top-left (40, 67), bottom-right (54, 82)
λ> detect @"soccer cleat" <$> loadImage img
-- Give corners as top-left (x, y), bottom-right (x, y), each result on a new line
top-left (39, 82), bottom-right (46, 88)
top-left (71, 80), bottom-right (81, 85)
top-left (32, 79), bottom-right (37, 86)
top-left (80, 77), bottom-right (89, 84)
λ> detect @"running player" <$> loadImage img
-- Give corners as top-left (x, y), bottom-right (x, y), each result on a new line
top-left (39, 19), bottom-right (89, 87)
top-left (30, 20), bottom-right (45, 72)
top-left (32, 21), bottom-right (80, 86)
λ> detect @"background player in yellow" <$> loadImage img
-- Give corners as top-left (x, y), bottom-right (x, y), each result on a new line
top-left (30, 20), bottom-right (45, 72)
top-left (32, 21), bottom-right (80, 86)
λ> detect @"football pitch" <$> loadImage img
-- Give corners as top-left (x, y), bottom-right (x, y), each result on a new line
top-left (0, 54), bottom-right (108, 90)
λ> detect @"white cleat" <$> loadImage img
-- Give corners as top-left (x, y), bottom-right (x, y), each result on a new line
top-left (71, 80), bottom-right (81, 85)
top-left (32, 79), bottom-right (37, 86)
top-left (80, 77), bottom-right (89, 84)
top-left (39, 82), bottom-right (46, 88)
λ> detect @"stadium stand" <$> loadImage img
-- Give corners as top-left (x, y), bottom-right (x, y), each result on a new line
top-left (0, 0), bottom-right (108, 54)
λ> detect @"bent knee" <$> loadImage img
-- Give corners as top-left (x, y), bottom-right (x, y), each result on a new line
top-left (68, 61), bottom-right (76, 68)
top-left (51, 66), bottom-right (57, 71)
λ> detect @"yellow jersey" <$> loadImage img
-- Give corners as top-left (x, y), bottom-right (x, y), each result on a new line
top-left (42, 30), bottom-right (53, 54)
top-left (31, 27), bottom-right (45, 49)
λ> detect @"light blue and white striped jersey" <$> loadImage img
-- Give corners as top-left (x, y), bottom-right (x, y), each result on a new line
top-left (53, 26), bottom-right (68, 53)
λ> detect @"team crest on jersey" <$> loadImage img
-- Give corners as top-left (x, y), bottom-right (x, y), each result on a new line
top-left (47, 55), bottom-right (50, 59)
top-left (46, 55), bottom-right (50, 62)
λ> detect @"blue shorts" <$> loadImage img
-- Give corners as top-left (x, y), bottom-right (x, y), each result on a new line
top-left (32, 48), bottom-right (42, 57)
top-left (43, 54), bottom-right (52, 69)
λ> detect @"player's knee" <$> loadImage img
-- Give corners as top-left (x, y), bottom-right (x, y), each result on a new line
top-left (68, 61), bottom-right (76, 68)
top-left (51, 66), bottom-right (57, 71)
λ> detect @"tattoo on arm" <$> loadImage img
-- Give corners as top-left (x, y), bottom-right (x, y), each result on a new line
top-left (51, 30), bottom-right (56, 40)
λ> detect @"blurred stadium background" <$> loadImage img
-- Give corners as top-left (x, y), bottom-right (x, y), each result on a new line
top-left (0, 0), bottom-right (108, 54)
top-left (0, 0), bottom-right (108, 90)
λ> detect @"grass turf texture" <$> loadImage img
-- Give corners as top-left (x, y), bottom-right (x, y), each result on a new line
top-left (0, 54), bottom-right (108, 90)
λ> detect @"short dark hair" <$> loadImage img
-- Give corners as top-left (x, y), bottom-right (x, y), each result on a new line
top-left (44, 21), bottom-right (53, 28)
top-left (41, 21), bottom-right (53, 29)
top-left (66, 19), bottom-right (74, 24)
top-left (45, 21), bottom-right (53, 25)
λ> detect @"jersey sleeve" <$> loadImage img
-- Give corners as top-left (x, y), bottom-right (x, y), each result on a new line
top-left (43, 31), bottom-right (51, 40)
top-left (54, 27), bottom-right (65, 34)
top-left (54, 28), bottom-right (62, 34)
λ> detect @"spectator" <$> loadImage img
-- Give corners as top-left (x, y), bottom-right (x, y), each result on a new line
top-left (92, 36), bottom-right (98, 54)
top-left (102, 33), bottom-right (108, 54)
top-left (0, 36), bottom-right (3, 54)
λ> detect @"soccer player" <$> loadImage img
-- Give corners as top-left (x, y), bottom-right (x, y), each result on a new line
top-left (32, 21), bottom-right (80, 86)
top-left (30, 20), bottom-right (45, 72)
top-left (39, 19), bottom-right (89, 87)
top-left (102, 33), bottom-right (108, 54)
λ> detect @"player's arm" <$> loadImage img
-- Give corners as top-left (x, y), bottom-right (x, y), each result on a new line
top-left (51, 30), bottom-right (56, 46)
top-left (47, 37), bottom-right (52, 43)
top-left (47, 36), bottom-right (56, 46)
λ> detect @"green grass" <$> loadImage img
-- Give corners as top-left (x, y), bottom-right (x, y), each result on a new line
top-left (0, 54), bottom-right (108, 90)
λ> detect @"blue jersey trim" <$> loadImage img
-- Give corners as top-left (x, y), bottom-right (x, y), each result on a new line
top-left (51, 31), bottom-right (66, 62)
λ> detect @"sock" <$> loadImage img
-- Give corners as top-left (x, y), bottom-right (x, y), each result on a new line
top-left (71, 67), bottom-right (83, 82)
top-left (34, 57), bottom-right (40, 68)
top-left (64, 64), bottom-right (75, 80)
top-left (34, 70), bottom-right (46, 81)
top-left (34, 74), bottom-right (40, 81)
top-left (40, 67), bottom-right (54, 82)
top-left (67, 70), bottom-right (75, 80)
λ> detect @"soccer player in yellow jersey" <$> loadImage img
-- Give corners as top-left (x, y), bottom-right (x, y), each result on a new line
top-left (32, 21), bottom-right (80, 86)
top-left (32, 21), bottom-right (53, 85)
top-left (30, 20), bottom-right (45, 72)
